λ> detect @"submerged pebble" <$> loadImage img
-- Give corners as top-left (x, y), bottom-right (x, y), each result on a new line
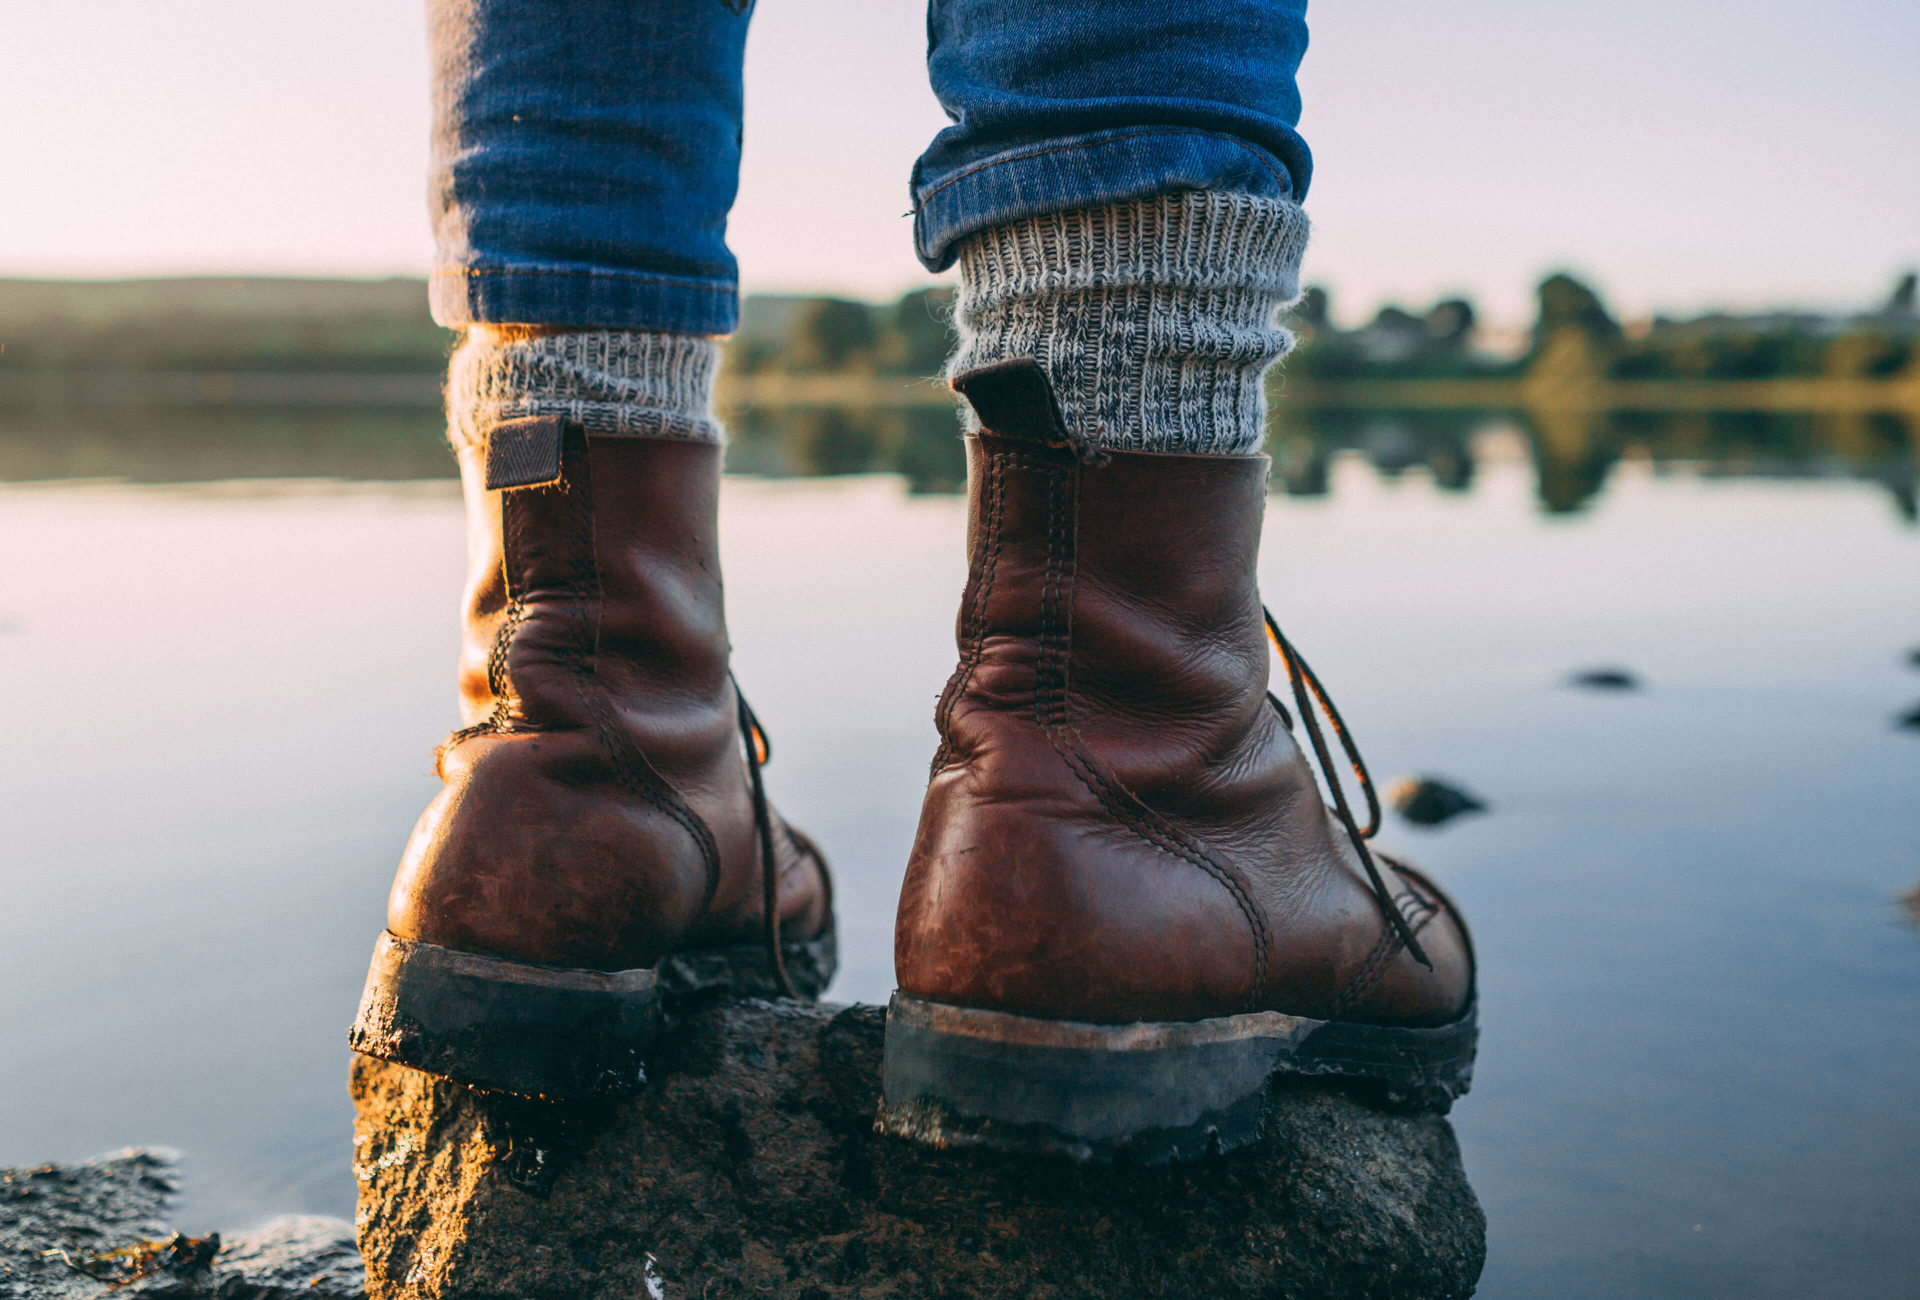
top-left (1895, 702), bottom-right (1920, 731)
top-left (1387, 776), bottom-right (1488, 827)
top-left (1568, 668), bottom-right (1640, 691)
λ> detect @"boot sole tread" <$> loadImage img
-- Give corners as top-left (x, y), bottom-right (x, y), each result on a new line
top-left (875, 990), bottom-right (1476, 1164)
top-left (347, 927), bottom-right (836, 1098)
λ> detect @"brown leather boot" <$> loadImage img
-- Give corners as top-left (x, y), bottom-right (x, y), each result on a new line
top-left (349, 416), bottom-right (834, 1098)
top-left (878, 362), bottom-right (1476, 1163)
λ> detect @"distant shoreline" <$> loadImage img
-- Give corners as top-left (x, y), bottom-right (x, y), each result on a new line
top-left (3, 368), bottom-right (1915, 415)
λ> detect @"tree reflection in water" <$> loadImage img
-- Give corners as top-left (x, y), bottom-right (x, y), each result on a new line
top-left (0, 402), bottom-right (1911, 522)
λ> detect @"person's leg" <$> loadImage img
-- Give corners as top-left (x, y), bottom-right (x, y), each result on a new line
top-left (913, 0), bottom-right (1311, 268)
top-left (918, 0), bottom-right (1313, 457)
top-left (351, 0), bottom-right (835, 1101)
top-left (431, 0), bottom-right (747, 451)
top-left (884, 0), bottom-right (1478, 1160)
top-left (429, 0), bottom-right (746, 333)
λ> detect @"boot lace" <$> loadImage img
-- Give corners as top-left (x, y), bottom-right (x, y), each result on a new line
top-left (1263, 608), bottom-right (1433, 970)
top-left (733, 679), bottom-right (802, 998)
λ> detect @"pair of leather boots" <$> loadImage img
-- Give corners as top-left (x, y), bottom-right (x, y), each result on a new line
top-left (350, 362), bottom-right (1476, 1164)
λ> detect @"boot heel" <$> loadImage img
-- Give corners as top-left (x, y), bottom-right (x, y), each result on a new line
top-left (876, 991), bottom-right (1477, 1164)
top-left (349, 932), bottom-right (660, 1099)
top-left (877, 992), bottom-right (1303, 1164)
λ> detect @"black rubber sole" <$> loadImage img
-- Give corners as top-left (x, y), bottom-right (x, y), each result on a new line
top-left (876, 991), bottom-right (1477, 1164)
top-left (348, 925), bottom-right (837, 1099)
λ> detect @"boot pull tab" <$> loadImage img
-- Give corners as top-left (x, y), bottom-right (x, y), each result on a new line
top-left (950, 359), bottom-right (1108, 465)
top-left (484, 415), bottom-right (567, 490)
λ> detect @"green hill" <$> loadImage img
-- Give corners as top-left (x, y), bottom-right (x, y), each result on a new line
top-left (0, 277), bottom-right (450, 373)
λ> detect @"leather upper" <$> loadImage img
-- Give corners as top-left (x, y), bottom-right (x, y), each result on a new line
top-left (386, 424), bottom-right (830, 971)
top-left (895, 364), bottom-right (1474, 1027)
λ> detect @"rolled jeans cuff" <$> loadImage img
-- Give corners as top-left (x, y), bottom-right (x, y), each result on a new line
top-left (428, 264), bottom-right (739, 336)
top-left (912, 126), bottom-right (1299, 273)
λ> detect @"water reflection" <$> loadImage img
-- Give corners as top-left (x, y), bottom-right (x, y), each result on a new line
top-left (1, 402), bottom-right (1913, 522)
top-left (2, 412), bottom-right (1916, 1299)
top-left (1270, 408), bottom-right (1482, 497)
top-left (725, 405), bottom-right (966, 493)
top-left (1269, 405), bottom-right (1918, 519)
top-left (0, 407), bottom-right (454, 484)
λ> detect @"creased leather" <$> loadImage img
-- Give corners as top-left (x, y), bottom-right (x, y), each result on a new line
top-left (895, 386), bottom-right (1473, 1028)
top-left (385, 427), bottom-right (830, 972)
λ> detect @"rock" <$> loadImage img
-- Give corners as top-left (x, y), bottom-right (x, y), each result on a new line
top-left (219, 1218), bottom-right (366, 1297)
top-left (1906, 647), bottom-right (1920, 669)
top-left (2, 1150), bottom-right (174, 1298)
top-left (1895, 701), bottom-right (1920, 730)
top-left (352, 998), bottom-right (1485, 1300)
top-left (1567, 667), bottom-right (1639, 691)
top-left (0, 1150), bottom-right (364, 1299)
top-left (1900, 884), bottom-right (1920, 931)
top-left (1386, 775), bottom-right (1488, 827)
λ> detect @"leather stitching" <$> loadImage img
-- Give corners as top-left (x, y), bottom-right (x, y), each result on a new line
top-left (1019, 451), bottom-right (1275, 1011)
top-left (930, 448), bottom-right (1005, 774)
top-left (1326, 885), bottom-right (1442, 1019)
top-left (551, 433), bottom-right (726, 918)
top-left (1326, 926), bottom-right (1398, 1021)
top-left (443, 493), bottom-right (528, 757)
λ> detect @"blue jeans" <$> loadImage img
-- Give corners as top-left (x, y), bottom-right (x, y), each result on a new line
top-left (428, 0), bottom-right (1311, 334)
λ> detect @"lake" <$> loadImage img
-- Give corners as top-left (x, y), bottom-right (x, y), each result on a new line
top-left (1, 404), bottom-right (1915, 1297)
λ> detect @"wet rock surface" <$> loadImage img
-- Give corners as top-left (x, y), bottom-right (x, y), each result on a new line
top-left (352, 998), bottom-right (1485, 1300)
top-left (0, 1151), bottom-right (364, 1298)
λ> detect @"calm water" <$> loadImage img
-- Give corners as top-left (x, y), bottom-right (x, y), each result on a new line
top-left (1, 407), bottom-right (1916, 1298)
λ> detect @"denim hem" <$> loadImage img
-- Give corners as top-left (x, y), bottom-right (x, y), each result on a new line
top-left (428, 265), bottom-right (739, 335)
top-left (912, 127), bottom-right (1300, 272)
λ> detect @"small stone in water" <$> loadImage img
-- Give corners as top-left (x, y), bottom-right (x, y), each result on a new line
top-left (1899, 883), bottom-right (1920, 931)
top-left (1895, 702), bottom-right (1920, 731)
top-left (1387, 776), bottom-right (1487, 827)
top-left (1568, 668), bottom-right (1640, 691)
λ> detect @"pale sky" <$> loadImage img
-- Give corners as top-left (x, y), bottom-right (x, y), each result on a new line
top-left (4, 1), bottom-right (1915, 328)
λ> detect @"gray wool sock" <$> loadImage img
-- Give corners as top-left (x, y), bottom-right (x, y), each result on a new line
top-left (948, 191), bottom-right (1310, 456)
top-left (446, 328), bottom-right (724, 450)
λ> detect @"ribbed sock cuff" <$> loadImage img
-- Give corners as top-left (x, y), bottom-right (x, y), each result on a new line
top-left (446, 329), bottom-right (724, 450)
top-left (948, 191), bottom-right (1310, 456)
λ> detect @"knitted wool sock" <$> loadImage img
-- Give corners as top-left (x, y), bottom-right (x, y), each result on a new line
top-left (446, 326), bottom-right (724, 450)
top-left (947, 191), bottom-right (1311, 456)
